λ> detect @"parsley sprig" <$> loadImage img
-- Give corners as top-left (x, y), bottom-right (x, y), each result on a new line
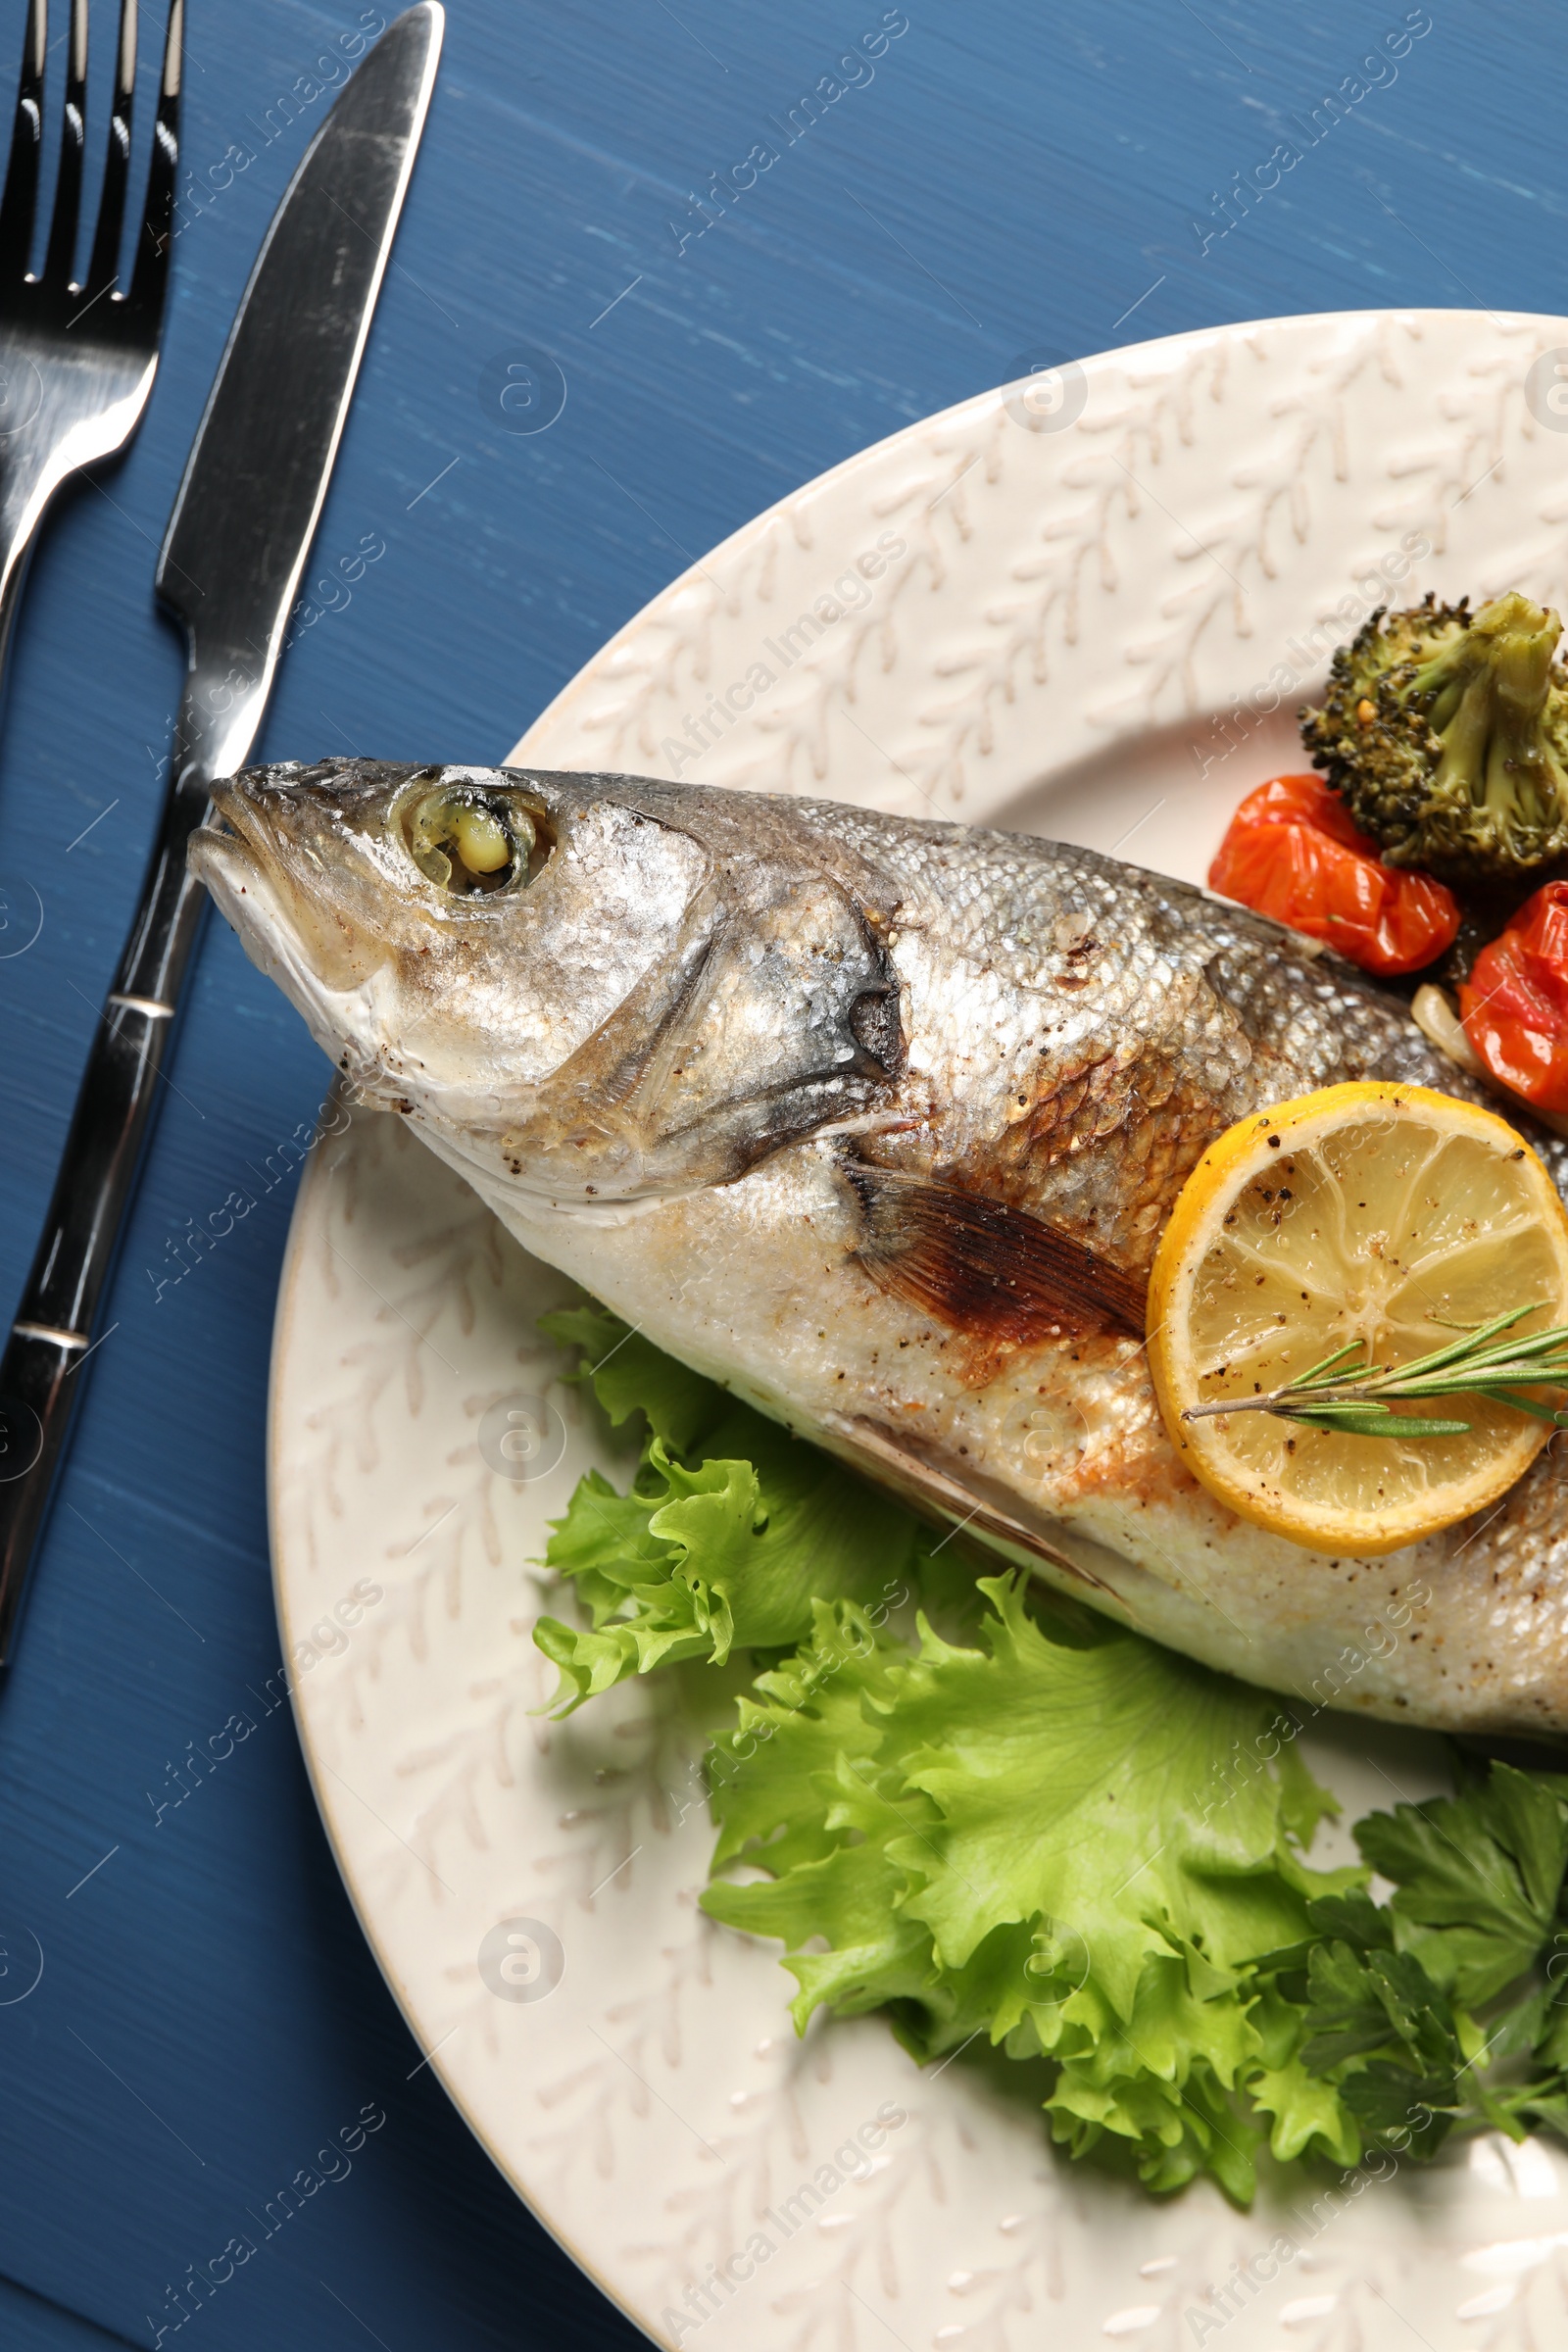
top-left (1272, 1764), bottom-right (1568, 2159)
top-left (1183, 1303), bottom-right (1568, 1439)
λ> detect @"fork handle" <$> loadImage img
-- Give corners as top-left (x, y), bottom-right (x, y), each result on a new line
top-left (0, 526), bottom-right (39, 709)
top-left (0, 435), bottom-right (75, 723)
top-left (0, 698), bottom-right (218, 1664)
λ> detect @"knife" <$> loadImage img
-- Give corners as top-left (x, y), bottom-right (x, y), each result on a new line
top-left (0, 2), bottom-right (444, 1664)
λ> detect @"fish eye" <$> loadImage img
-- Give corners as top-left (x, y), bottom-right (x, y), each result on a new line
top-left (403, 786), bottom-right (545, 896)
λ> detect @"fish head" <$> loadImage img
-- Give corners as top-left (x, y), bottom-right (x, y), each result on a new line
top-left (191, 760), bottom-right (902, 1204)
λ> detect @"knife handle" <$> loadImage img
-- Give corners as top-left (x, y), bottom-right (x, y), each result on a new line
top-left (0, 735), bottom-right (215, 1665)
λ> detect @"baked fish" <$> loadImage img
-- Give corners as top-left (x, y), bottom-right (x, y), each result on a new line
top-left (191, 760), bottom-right (1568, 1737)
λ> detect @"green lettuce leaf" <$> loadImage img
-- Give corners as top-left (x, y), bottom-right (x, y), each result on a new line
top-left (537, 1304), bottom-right (717, 1452)
top-left (533, 1309), bottom-right (920, 1711)
top-left (877, 1579), bottom-right (1323, 2009)
top-left (701, 1574), bottom-right (1359, 2202)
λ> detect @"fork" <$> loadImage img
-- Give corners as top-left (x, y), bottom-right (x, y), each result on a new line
top-left (0, 0), bottom-right (181, 687)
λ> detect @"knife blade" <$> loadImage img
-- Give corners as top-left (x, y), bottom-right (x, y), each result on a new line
top-left (0, 2), bottom-right (444, 1665)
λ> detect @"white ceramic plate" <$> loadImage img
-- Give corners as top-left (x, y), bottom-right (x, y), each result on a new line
top-left (270, 311), bottom-right (1568, 2351)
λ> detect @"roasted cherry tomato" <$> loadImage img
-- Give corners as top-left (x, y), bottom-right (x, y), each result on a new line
top-left (1460, 881), bottom-right (1568, 1112)
top-left (1208, 774), bottom-right (1460, 976)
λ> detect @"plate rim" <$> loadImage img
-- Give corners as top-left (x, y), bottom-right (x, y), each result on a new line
top-left (266, 1128), bottom-right (659, 2335)
top-left (507, 301), bottom-right (1567, 778)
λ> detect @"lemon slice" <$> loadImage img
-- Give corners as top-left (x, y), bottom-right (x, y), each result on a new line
top-left (1147, 1082), bottom-right (1568, 1556)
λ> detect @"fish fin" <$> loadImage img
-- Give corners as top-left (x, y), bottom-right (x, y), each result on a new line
top-left (826, 1415), bottom-right (1127, 1605)
top-left (846, 1161), bottom-right (1148, 1342)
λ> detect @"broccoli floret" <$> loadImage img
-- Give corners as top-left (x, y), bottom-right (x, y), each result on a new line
top-left (1300, 591), bottom-right (1568, 882)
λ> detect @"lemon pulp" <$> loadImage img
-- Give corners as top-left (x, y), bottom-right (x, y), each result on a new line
top-left (1148, 1084), bottom-right (1568, 1555)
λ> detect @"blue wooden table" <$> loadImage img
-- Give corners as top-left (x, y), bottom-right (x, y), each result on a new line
top-left (0, 1), bottom-right (1559, 2343)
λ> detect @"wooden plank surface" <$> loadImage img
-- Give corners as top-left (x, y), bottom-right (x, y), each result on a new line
top-left (0, 0), bottom-right (1557, 2343)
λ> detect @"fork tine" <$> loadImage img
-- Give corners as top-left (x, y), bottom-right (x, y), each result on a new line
top-left (42, 0), bottom-right (85, 287)
top-left (83, 0), bottom-right (134, 297)
top-left (0, 1), bottom-right (46, 284)
top-left (125, 0), bottom-right (178, 315)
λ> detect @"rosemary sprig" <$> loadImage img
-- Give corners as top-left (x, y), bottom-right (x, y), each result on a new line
top-left (1183, 1304), bottom-right (1568, 1440)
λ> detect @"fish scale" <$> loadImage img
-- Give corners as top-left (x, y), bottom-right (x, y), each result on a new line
top-left (191, 760), bottom-right (1568, 1737)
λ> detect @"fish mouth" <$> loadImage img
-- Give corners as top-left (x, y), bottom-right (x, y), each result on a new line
top-left (200, 770), bottom-right (333, 896)
top-left (189, 780), bottom-right (299, 936)
top-left (191, 769), bottom-right (471, 1117)
top-left (188, 791), bottom-right (384, 1076)
top-left (189, 806), bottom-right (315, 993)
top-left (187, 797), bottom-right (270, 934)
top-left (204, 776), bottom-right (279, 871)
top-left (192, 771), bottom-right (398, 991)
